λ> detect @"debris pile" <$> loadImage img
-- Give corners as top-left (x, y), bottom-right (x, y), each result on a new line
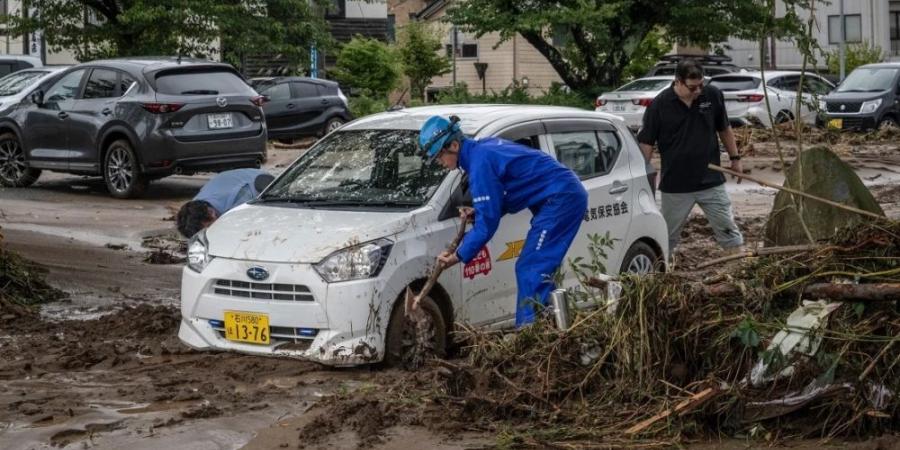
top-left (0, 231), bottom-right (67, 322)
top-left (306, 221), bottom-right (900, 446)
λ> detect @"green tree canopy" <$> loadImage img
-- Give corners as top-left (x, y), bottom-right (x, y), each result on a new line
top-left (1, 0), bottom-right (332, 72)
top-left (445, 0), bottom-right (795, 94)
top-left (398, 21), bottom-right (451, 101)
top-left (331, 36), bottom-right (401, 98)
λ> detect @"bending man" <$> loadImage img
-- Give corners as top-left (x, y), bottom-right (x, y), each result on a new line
top-left (176, 168), bottom-right (274, 238)
top-left (419, 115), bottom-right (587, 326)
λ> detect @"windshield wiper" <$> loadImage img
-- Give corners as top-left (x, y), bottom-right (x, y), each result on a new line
top-left (181, 89), bottom-right (219, 95)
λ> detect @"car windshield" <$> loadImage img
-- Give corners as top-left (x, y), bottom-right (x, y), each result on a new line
top-left (709, 76), bottom-right (761, 91)
top-left (259, 129), bottom-right (447, 208)
top-left (836, 67), bottom-right (900, 92)
top-left (615, 79), bottom-right (671, 92)
top-left (0, 70), bottom-right (48, 96)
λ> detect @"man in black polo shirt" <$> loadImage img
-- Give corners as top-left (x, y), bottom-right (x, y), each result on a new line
top-left (637, 59), bottom-right (744, 257)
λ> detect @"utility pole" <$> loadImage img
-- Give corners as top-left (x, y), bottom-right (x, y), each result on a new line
top-left (839, 0), bottom-right (846, 81)
top-left (451, 25), bottom-right (457, 87)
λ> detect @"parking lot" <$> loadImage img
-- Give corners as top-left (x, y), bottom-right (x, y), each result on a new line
top-left (2, 133), bottom-right (899, 448)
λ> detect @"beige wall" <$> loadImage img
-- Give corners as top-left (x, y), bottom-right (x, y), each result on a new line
top-left (423, 10), bottom-right (563, 97)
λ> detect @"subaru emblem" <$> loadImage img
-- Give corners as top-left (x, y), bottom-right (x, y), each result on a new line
top-left (840, 104), bottom-right (845, 111)
top-left (216, 96), bottom-right (228, 108)
top-left (246, 266), bottom-right (269, 281)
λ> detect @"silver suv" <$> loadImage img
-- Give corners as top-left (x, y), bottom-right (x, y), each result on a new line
top-left (0, 57), bottom-right (268, 198)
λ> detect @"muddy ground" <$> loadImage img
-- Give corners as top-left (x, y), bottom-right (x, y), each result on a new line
top-left (1, 138), bottom-right (900, 449)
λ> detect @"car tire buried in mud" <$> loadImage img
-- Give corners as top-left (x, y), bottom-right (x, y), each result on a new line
top-left (0, 132), bottom-right (41, 187)
top-left (384, 294), bottom-right (447, 369)
top-left (103, 139), bottom-right (148, 199)
top-left (878, 116), bottom-right (898, 131)
top-left (620, 241), bottom-right (661, 274)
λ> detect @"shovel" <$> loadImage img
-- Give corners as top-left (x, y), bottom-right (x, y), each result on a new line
top-left (404, 208), bottom-right (471, 317)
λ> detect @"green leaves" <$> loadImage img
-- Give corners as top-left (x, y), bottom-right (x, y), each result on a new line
top-left (331, 37), bottom-right (401, 99)
top-left (732, 318), bottom-right (761, 348)
top-left (398, 22), bottom-right (451, 101)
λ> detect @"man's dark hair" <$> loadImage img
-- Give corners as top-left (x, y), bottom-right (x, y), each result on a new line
top-left (176, 200), bottom-right (215, 238)
top-left (675, 59), bottom-right (704, 81)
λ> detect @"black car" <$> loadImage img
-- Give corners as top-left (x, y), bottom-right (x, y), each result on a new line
top-left (0, 57), bottom-right (268, 198)
top-left (823, 63), bottom-right (900, 131)
top-left (250, 77), bottom-right (352, 139)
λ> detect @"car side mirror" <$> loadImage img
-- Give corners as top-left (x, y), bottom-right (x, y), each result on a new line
top-left (30, 90), bottom-right (43, 106)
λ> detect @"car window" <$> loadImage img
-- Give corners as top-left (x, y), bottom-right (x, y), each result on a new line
top-left (616, 79), bottom-right (671, 92)
top-left (83, 69), bottom-right (119, 99)
top-left (291, 82), bottom-right (318, 98)
top-left (803, 77), bottom-right (833, 95)
top-left (0, 70), bottom-right (48, 96)
top-left (776, 75), bottom-right (801, 92)
top-left (120, 73), bottom-right (136, 96)
top-left (0, 63), bottom-right (14, 77)
top-left (260, 82), bottom-right (291, 101)
top-left (154, 69), bottom-right (254, 95)
top-left (553, 132), bottom-right (604, 178)
top-left (45, 69), bottom-right (86, 104)
top-left (709, 76), bottom-right (761, 91)
top-left (704, 67), bottom-right (732, 76)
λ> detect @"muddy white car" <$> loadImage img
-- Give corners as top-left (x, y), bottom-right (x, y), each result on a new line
top-left (178, 105), bottom-right (668, 366)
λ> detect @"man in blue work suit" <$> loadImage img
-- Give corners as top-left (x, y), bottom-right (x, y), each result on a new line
top-left (420, 115), bottom-right (588, 326)
top-left (176, 168), bottom-right (274, 238)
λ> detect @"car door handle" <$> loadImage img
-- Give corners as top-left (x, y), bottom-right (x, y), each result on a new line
top-left (286, 103), bottom-right (295, 109)
top-left (320, 99), bottom-right (328, 105)
top-left (609, 183), bottom-right (629, 195)
top-left (101, 108), bottom-right (112, 116)
top-left (58, 112), bottom-right (69, 119)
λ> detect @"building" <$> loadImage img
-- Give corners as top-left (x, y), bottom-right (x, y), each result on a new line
top-left (0, 0), bottom-right (79, 65)
top-left (724, 0), bottom-right (900, 71)
top-left (390, 0), bottom-right (564, 98)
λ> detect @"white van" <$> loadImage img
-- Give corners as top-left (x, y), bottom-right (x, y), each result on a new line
top-left (178, 105), bottom-right (669, 366)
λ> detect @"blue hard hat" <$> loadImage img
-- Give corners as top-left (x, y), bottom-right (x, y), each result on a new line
top-left (418, 115), bottom-right (461, 162)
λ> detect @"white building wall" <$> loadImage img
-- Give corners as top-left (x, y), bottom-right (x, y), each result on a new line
top-left (345, 0), bottom-right (387, 19)
top-left (724, 0), bottom-right (898, 70)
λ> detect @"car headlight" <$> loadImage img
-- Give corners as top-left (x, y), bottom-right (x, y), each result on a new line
top-left (818, 99), bottom-right (826, 111)
top-left (860, 98), bottom-right (882, 114)
top-left (187, 230), bottom-right (213, 273)
top-left (314, 239), bottom-right (392, 283)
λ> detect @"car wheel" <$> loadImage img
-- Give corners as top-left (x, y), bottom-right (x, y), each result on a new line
top-left (0, 133), bottom-right (40, 188)
top-left (877, 116), bottom-right (898, 130)
top-left (103, 139), bottom-right (148, 199)
top-left (774, 110), bottom-right (793, 125)
top-left (620, 241), bottom-right (661, 274)
top-left (321, 117), bottom-right (344, 136)
top-left (383, 293), bottom-right (447, 368)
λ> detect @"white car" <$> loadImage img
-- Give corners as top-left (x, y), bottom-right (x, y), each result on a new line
top-left (0, 66), bottom-right (68, 112)
top-left (178, 105), bottom-right (669, 366)
top-left (708, 71), bottom-right (834, 128)
top-left (595, 76), bottom-right (674, 130)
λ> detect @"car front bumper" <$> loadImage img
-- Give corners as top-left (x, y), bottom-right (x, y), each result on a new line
top-left (179, 257), bottom-right (388, 367)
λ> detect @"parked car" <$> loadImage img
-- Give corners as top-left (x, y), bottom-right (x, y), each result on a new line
top-left (708, 71), bottom-right (834, 128)
top-left (0, 66), bottom-right (68, 108)
top-left (822, 63), bottom-right (900, 131)
top-left (250, 77), bottom-right (351, 139)
top-left (0, 55), bottom-right (43, 77)
top-left (178, 105), bottom-right (669, 366)
top-left (595, 76), bottom-right (674, 130)
top-left (0, 57), bottom-right (268, 198)
top-left (645, 54), bottom-right (741, 77)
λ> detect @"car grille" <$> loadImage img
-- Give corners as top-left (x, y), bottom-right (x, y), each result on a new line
top-left (213, 279), bottom-right (314, 301)
top-left (826, 102), bottom-right (862, 113)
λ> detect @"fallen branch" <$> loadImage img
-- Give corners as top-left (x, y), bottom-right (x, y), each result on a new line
top-left (625, 387), bottom-right (719, 435)
top-left (695, 244), bottom-right (823, 269)
top-left (708, 164), bottom-right (886, 221)
top-left (701, 282), bottom-right (900, 301)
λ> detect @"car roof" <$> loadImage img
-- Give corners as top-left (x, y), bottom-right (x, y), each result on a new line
top-left (250, 76), bottom-right (338, 86)
top-left (857, 62), bottom-right (900, 69)
top-left (709, 70), bottom-right (827, 81)
top-left (343, 104), bottom-right (621, 134)
top-left (0, 55), bottom-right (42, 65)
top-left (77, 57), bottom-right (232, 72)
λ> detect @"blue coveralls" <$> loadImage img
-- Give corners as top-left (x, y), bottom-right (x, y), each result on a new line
top-left (455, 138), bottom-right (588, 326)
top-left (194, 168), bottom-right (272, 215)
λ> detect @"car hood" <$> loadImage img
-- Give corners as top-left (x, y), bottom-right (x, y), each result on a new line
top-left (205, 204), bottom-right (413, 263)
top-left (824, 91), bottom-right (886, 102)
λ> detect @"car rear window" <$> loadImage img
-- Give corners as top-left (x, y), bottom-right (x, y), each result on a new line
top-left (154, 69), bottom-right (253, 96)
top-left (616, 79), bottom-right (671, 92)
top-left (709, 76), bottom-right (761, 91)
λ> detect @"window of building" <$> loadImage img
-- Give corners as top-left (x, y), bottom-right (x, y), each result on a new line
top-left (828, 14), bottom-right (862, 44)
top-left (445, 43), bottom-right (478, 59)
top-left (891, 10), bottom-right (900, 55)
top-left (387, 14), bottom-right (396, 42)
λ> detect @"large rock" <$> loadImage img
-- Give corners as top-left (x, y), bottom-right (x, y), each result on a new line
top-left (764, 146), bottom-right (884, 246)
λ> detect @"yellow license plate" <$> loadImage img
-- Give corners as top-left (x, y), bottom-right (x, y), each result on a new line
top-left (827, 118), bottom-right (842, 129)
top-left (224, 311), bottom-right (270, 345)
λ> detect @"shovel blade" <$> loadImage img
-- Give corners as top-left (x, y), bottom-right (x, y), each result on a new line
top-left (404, 286), bottom-right (417, 316)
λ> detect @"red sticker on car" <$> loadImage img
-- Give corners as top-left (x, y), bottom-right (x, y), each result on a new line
top-left (463, 246), bottom-right (492, 280)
